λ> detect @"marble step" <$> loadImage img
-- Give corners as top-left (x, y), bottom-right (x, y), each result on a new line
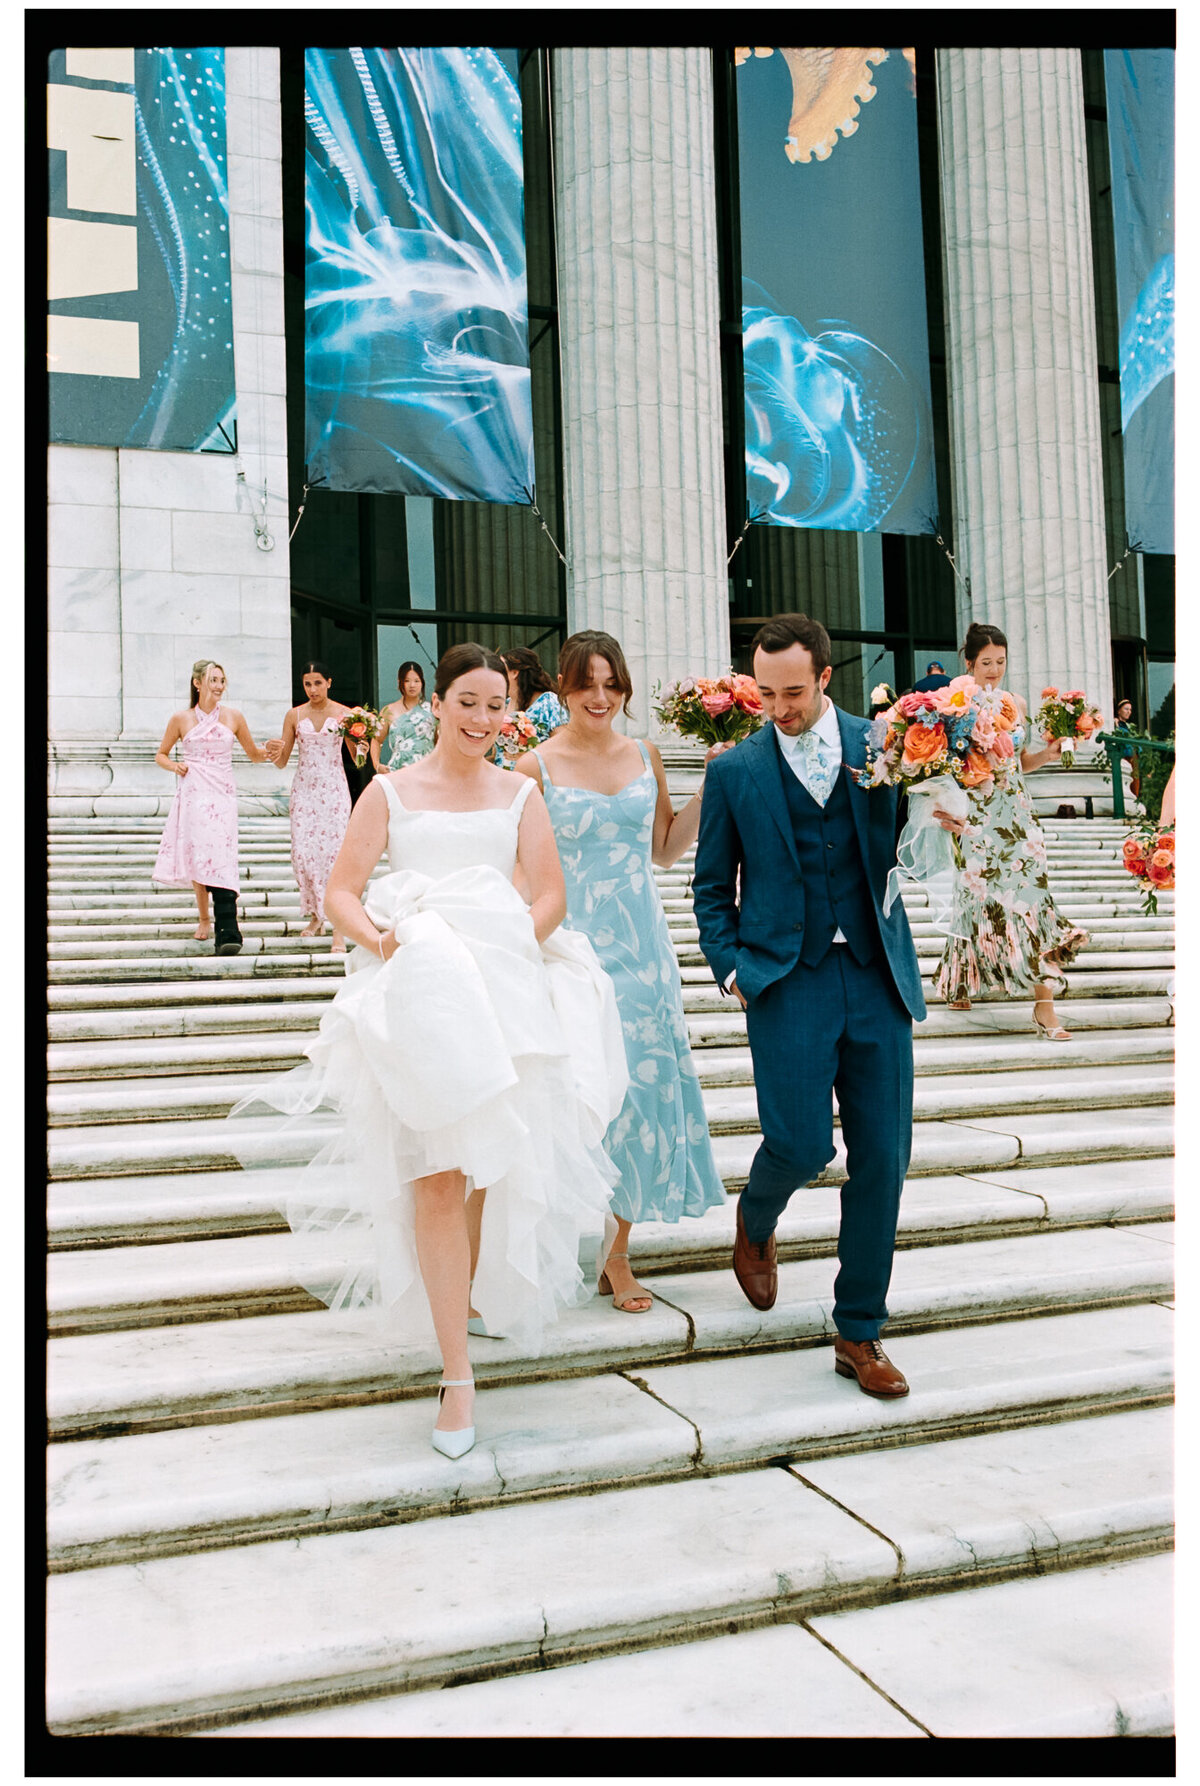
top-left (46, 1223), bottom-right (1174, 1436)
top-left (45, 1405), bottom-right (1171, 1735)
top-left (49, 956), bottom-right (346, 987)
top-left (214, 1549), bottom-right (1173, 1739)
top-left (45, 1168), bottom-right (1176, 1333)
top-left (44, 1058), bottom-right (1175, 1135)
top-left (46, 1086), bottom-right (1175, 1184)
top-left (45, 1023), bottom-right (1176, 1085)
top-left (47, 1307), bottom-right (1174, 1571)
top-left (686, 996), bottom-right (1175, 1050)
top-left (46, 926), bottom-right (1175, 967)
top-left (45, 1157), bottom-right (1176, 1255)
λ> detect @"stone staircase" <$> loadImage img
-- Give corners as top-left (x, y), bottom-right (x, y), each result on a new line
top-left (45, 807), bottom-right (1174, 1737)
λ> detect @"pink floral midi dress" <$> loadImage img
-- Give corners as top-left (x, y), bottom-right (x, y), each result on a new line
top-left (291, 716), bottom-right (352, 922)
top-left (152, 705), bottom-right (240, 892)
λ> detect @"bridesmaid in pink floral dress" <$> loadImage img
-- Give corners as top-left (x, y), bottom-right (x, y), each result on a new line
top-left (265, 662), bottom-right (353, 952)
top-left (153, 659), bottom-right (272, 953)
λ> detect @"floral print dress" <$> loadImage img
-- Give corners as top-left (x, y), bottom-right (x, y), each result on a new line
top-left (290, 716), bottom-right (351, 922)
top-left (384, 701), bottom-right (437, 769)
top-left (534, 741), bottom-right (726, 1226)
top-left (934, 715), bottom-right (1089, 1002)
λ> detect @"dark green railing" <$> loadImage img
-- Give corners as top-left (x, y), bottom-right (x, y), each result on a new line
top-left (1096, 732), bottom-right (1175, 821)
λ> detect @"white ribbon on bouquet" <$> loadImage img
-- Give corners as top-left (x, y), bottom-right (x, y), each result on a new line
top-left (883, 774), bottom-right (973, 940)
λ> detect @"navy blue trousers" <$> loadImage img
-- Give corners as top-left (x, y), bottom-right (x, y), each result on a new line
top-left (740, 946), bottom-right (914, 1342)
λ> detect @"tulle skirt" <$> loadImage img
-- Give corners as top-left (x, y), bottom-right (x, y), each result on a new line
top-left (230, 866), bottom-right (628, 1354)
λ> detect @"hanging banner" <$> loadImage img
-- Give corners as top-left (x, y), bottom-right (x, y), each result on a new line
top-left (735, 47), bottom-right (935, 535)
top-left (47, 48), bottom-right (236, 452)
top-left (304, 47), bottom-right (534, 503)
top-left (1104, 48), bottom-right (1174, 556)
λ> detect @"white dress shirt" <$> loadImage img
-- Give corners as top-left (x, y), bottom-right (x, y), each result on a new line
top-left (726, 700), bottom-right (847, 992)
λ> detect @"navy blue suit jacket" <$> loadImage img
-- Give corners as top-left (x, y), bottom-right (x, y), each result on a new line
top-left (692, 709), bottom-right (926, 1022)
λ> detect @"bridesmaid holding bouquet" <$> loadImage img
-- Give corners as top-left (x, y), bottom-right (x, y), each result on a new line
top-left (265, 661), bottom-right (353, 952)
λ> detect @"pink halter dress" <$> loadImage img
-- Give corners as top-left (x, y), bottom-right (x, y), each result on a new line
top-left (152, 705), bottom-right (240, 893)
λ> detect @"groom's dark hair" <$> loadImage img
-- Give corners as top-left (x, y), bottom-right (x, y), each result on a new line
top-left (750, 613), bottom-right (831, 675)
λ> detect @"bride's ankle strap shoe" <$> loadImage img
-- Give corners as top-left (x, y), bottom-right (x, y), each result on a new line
top-left (431, 1379), bottom-right (476, 1459)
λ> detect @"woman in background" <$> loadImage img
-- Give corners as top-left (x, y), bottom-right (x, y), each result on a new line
top-left (517, 629), bottom-right (727, 1314)
top-left (373, 661), bottom-right (437, 771)
top-left (500, 647), bottom-right (568, 757)
top-left (265, 662), bottom-right (352, 953)
top-left (933, 622), bottom-right (1088, 1039)
top-left (153, 659), bottom-right (272, 954)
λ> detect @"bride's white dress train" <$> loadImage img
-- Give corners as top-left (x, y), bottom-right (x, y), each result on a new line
top-left (231, 775), bottom-right (628, 1353)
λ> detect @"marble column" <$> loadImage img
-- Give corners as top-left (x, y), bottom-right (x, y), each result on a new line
top-left (936, 49), bottom-right (1113, 721)
top-left (551, 48), bottom-right (729, 734)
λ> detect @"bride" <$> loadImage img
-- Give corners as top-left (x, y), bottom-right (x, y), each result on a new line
top-left (233, 643), bottom-right (626, 1458)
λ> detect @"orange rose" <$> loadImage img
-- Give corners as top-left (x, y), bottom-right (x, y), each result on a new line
top-left (996, 693), bottom-right (1019, 730)
top-left (1122, 837), bottom-right (1147, 861)
top-left (883, 727), bottom-right (899, 752)
top-left (1147, 859), bottom-right (1174, 887)
top-left (1041, 686), bottom-right (1059, 699)
top-left (1075, 713), bottom-right (1096, 735)
top-left (901, 721), bottom-right (948, 765)
top-left (350, 723), bottom-right (366, 737)
top-left (1150, 849), bottom-right (1174, 871)
top-left (1156, 832), bottom-right (1175, 852)
top-left (959, 747), bottom-right (994, 788)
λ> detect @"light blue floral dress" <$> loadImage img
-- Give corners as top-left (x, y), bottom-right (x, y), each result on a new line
top-left (534, 741), bottom-right (726, 1225)
top-left (934, 717), bottom-right (1089, 1002)
top-left (384, 701), bottom-right (436, 769)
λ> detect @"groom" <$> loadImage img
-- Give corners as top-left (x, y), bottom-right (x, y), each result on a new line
top-left (692, 614), bottom-right (925, 1396)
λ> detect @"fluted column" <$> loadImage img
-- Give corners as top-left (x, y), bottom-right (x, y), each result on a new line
top-left (937, 49), bottom-right (1112, 719)
top-left (552, 49), bottom-right (729, 732)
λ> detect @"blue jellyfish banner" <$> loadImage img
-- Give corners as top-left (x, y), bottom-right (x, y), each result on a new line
top-left (304, 47), bottom-right (534, 503)
top-left (47, 47), bottom-right (236, 451)
top-left (735, 46), bottom-right (935, 535)
top-left (1105, 49), bottom-right (1174, 556)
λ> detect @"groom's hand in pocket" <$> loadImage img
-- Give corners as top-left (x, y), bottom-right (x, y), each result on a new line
top-left (729, 977), bottom-right (748, 1009)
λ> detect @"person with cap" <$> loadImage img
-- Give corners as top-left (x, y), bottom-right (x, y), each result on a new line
top-left (911, 660), bottom-right (952, 694)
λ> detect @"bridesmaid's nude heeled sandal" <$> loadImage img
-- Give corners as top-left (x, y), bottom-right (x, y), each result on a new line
top-left (598, 1253), bottom-right (653, 1314)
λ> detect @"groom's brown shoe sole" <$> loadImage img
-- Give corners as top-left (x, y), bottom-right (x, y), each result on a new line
top-left (733, 1202), bottom-right (777, 1310)
top-left (833, 1337), bottom-right (909, 1397)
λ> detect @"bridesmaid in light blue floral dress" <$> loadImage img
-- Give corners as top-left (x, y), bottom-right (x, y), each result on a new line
top-left (517, 630), bottom-right (727, 1314)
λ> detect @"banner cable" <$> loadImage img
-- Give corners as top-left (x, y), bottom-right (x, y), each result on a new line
top-left (522, 490), bottom-right (568, 567)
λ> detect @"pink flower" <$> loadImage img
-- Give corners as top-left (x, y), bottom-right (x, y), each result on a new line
top-left (701, 691), bottom-right (733, 716)
top-left (970, 712), bottom-right (997, 749)
top-left (991, 730), bottom-right (1015, 760)
top-left (1041, 686), bottom-right (1059, 699)
top-left (1062, 689), bottom-right (1085, 702)
top-left (897, 691), bottom-right (928, 719)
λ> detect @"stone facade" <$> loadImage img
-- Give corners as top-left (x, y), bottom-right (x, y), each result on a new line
top-left (48, 47), bottom-right (294, 817)
top-left (48, 44), bottom-right (1126, 805)
top-left (936, 48), bottom-right (1114, 721)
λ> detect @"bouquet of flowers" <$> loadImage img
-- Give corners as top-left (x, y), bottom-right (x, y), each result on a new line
top-left (494, 709), bottom-right (539, 767)
top-left (653, 673), bottom-right (763, 746)
top-left (1033, 687), bottom-right (1102, 764)
top-left (338, 705), bottom-right (385, 768)
top-left (1122, 822), bottom-right (1175, 916)
top-left (856, 675), bottom-right (1022, 936)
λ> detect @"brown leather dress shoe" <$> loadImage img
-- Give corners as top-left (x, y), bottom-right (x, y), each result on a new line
top-left (733, 1201), bottom-right (777, 1310)
top-left (833, 1337), bottom-right (909, 1398)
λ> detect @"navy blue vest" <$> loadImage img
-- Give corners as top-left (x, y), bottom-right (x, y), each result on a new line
top-left (776, 734), bottom-right (881, 967)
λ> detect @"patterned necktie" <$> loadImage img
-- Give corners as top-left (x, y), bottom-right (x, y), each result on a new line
top-left (792, 729), bottom-right (836, 807)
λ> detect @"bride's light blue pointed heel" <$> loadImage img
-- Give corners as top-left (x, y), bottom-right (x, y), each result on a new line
top-left (431, 1378), bottom-right (475, 1459)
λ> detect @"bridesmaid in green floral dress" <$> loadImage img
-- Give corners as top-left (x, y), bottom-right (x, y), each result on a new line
top-left (516, 630), bottom-right (728, 1314)
top-left (372, 661), bottom-right (437, 771)
top-left (933, 623), bottom-right (1088, 1039)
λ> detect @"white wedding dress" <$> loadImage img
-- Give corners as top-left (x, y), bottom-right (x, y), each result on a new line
top-left (231, 774), bottom-right (628, 1353)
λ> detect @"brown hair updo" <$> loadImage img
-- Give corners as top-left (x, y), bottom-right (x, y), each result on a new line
top-left (433, 641), bottom-right (508, 701)
top-left (556, 630), bottom-right (635, 717)
top-left (962, 623), bottom-right (1008, 666)
top-left (501, 646), bottom-right (556, 712)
